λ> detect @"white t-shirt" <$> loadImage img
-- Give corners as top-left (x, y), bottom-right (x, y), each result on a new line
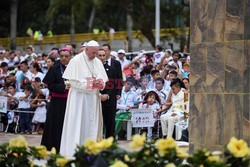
top-left (0, 69), bottom-right (9, 83)
top-left (168, 60), bottom-right (183, 72)
top-left (134, 88), bottom-right (149, 103)
top-left (16, 92), bottom-right (31, 109)
top-left (22, 70), bottom-right (33, 81)
top-left (24, 53), bottom-right (37, 65)
top-left (0, 58), bottom-right (9, 64)
top-left (154, 89), bottom-right (169, 105)
top-left (31, 72), bottom-right (45, 82)
top-left (154, 52), bottom-right (165, 65)
top-left (7, 59), bottom-right (18, 67)
top-left (139, 102), bottom-right (160, 113)
top-left (41, 88), bottom-right (50, 99)
top-left (14, 56), bottom-right (25, 63)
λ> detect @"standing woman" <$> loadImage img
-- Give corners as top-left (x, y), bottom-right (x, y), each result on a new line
top-left (41, 48), bottom-right (72, 152)
top-left (45, 56), bottom-right (55, 74)
top-left (30, 62), bottom-right (45, 82)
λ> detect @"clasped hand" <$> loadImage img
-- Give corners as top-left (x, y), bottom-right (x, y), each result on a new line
top-left (101, 94), bottom-right (109, 101)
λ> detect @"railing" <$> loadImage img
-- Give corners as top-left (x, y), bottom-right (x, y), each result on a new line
top-left (0, 28), bottom-right (190, 48)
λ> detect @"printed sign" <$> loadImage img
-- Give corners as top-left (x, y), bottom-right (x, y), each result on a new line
top-left (131, 109), bottom-right (154, 127)
top-left (0, 96), bottom-right (8, 113)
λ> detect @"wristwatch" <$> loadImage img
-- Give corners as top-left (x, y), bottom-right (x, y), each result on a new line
top-left (107, 94), bottom-right (110, 99)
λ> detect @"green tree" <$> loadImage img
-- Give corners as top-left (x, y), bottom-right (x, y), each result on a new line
top-left (119, 0), bottom-right (190, 48)
top-left (46, 0), bottom-right (88, 43)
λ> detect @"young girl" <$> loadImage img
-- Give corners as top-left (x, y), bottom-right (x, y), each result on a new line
top-left (31, 94), bottom-right (47, 134)
top-left (30, 62), bottom-right (44, 82)
top-left (139, 91), bottom-right (161, 141)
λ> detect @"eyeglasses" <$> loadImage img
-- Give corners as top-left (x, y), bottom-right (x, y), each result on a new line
top-left (98, 54), bottom-right (106, 56)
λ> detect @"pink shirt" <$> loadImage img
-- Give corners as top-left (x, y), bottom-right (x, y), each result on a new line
top-left (123, 65), bottom-right (139, 79)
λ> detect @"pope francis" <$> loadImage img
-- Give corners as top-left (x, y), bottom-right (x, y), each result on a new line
top-left (60, 40), bottom-right (108, 158)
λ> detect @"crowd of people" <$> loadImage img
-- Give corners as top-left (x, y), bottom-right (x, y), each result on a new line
top-left (0, 41), bottom-right (190, 156)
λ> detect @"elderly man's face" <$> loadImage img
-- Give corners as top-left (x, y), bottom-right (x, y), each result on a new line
top-left (60, 51), bottom-right (72, 66)
top-left (85, 46), bottom-right (99, 60)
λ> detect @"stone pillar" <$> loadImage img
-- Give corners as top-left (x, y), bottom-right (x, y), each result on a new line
top-left (189, 0), bottom-right (250, 152)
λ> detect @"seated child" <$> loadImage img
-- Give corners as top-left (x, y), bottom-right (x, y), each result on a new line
top-left (159, 78), bottom-right (186, 138)
top-left (147, 70), bottom-right (160, 90)
top-left (115, 77), bottom-right (136, 136)
top-left (138, 91), bottom-right (161, 141)
top-left (154, 77), bottom-right (169, 105)
top-left (164, 70), bottom-right (178, 91)
top-left (134, 77), bottom-right (149, 106)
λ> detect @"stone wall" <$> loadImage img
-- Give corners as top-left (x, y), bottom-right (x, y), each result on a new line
top-left (189, 0), bottom-right (250, 152)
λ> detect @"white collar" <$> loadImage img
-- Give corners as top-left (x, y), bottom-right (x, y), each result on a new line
top-left (107, 57), bottom-right (111, 66)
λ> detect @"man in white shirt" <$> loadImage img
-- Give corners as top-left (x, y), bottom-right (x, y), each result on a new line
top-left (117, 49), bottom-right (130, 70)
top-left (8, 51), bottom-right (19, 67)
top-left (13, 50), bottom-right (25, 63)
top-left (0, 50), bottom-right (9, 65)
top-left (24, 46), bottom-right (37, 66)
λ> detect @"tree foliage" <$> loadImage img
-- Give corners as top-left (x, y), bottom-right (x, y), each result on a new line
top-left (0, 0), bottom-right (189, 48)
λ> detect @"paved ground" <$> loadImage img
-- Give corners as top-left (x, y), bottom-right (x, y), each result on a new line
top-left (0, 132), bottom-right (188, 152)
top-left (0, 132), bottom-right (132, 151)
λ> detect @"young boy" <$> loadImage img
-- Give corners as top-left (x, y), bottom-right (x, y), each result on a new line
top-left (4, 83), bottom-right (20, 132)
top-left (164, 70), bottom-right (178, 91)
top-left (147, 70), bottom-right (161, 90)
top-left (154, 77), bottom-right (169, 105)
top-left (17, 85), bottom-right (33, 134)
top-left (134, 77), bottom-right (149, 106)
top-left (115, 77), bottom-right (136, 137)
top-left (159, 78), bottom-right (186, 138)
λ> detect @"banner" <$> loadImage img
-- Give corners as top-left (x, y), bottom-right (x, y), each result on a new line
top-left (131, 109), bottom-right (154, 127)
top-left (0, 96), bottom-right (8, 113)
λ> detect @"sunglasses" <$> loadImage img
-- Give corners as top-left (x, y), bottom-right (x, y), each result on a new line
top-left (98, 54), bottom-right (106, 56)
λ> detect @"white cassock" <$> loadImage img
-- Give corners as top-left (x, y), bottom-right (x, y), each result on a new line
top-left (60, 51), bottom-right (108, 158)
